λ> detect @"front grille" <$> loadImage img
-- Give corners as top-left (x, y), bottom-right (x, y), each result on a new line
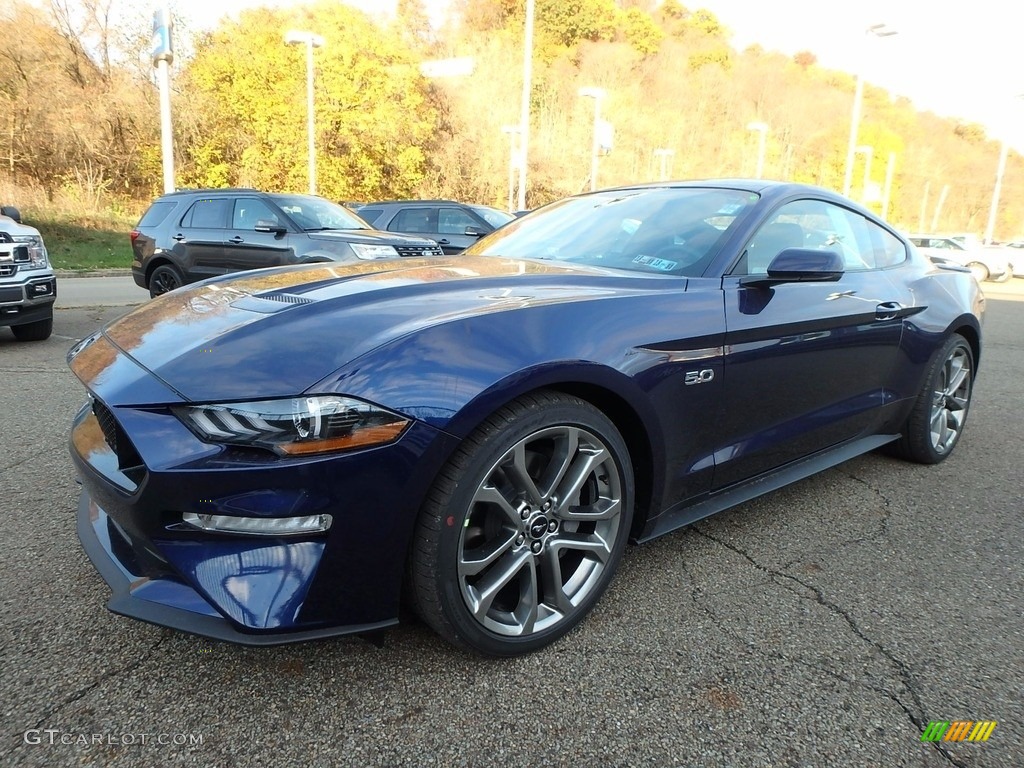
top-left (396, 244), bottom-right (444, 258)
top-left (93, 399), bottom-right (120, 453)
top-left (0, 264), bottom-right (16, 277)
top-left (0, 286), bottom-right (23, 303)
top-left (0, 232), bottom-right (11, 244)
top-left (92, 399), bottom-right (144, 471)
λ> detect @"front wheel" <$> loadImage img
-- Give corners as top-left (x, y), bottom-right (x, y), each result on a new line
top-left (409, 391), bottom-right (634, 656)
top-left (891, 334), bottom-right (974, 464)
top-left (11, 314), bottom-right (53, 341)
top-left (994, 265), bottom-right (1013, 283)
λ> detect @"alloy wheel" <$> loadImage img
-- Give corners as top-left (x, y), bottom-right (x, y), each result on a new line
top-left (929, 345), bottom-right (971, 454)
top-left (457, 425), bottom-right (623, 638)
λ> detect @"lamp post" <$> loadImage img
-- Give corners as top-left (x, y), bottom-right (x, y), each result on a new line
top-left (842, 23), bottom-right (897, 198)
top-left (501, 125), bottom-right (521, 212)
top-left (984, 141), bottom-right (1009, 244)
top-left (855, 144), bottom-right (873, 202)
top-left (579, 86), bottom-right (606, 191)
top-left (284, 30), bottom-right (325, 195)
top-left (984, 94), bottom-right (1024, 244)
top-left (881, 152), bottom-right (896, 220)
top-left (652, 148), bottom-right (674, 181)
top-left (516, 0), bottom-right (535, 211)
top-left (746, 121), bottom-right (768, 179)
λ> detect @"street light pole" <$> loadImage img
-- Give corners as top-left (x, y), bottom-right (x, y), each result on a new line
top-left (855, 144), bottom-right (873, 202)
top-left (984, 141), bottom-right (1009, 244)
top-left (652, 148), bottom-right (674, 181)
top-left (984, 94), bottom-right (1024, 243)
top-left (579, 87), bottom-right (606, 191)
top-left (501, 125), bottom-right (521, 212)
top-left (516, 0), bottom-right (535, 211)
top-left (843, 24), bottom-right (897, 198)
top-left (881, 152), bottom-right (896, 220)
top-left (285, 30), bottom-right (324, 195)
top-left (746, 121), bottom-right (768, 179)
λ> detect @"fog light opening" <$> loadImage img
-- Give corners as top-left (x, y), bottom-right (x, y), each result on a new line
top-left (182, 512), bottom-right (333, 536)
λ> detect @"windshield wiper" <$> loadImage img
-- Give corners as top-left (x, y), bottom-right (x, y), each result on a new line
top-left (305, 226), bottom-right (367, 232)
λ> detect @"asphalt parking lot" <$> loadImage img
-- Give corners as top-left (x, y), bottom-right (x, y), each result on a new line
top-left (1, 281), bottom-right (1022, 767)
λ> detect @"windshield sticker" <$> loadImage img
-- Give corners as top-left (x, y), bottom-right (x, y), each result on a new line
top-left (717, 203), bottom-right (744, 214)
top-left (632, 255), bottom-right (678, 271)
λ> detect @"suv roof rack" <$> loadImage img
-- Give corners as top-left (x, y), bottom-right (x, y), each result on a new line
top-left (163, 187), bottom-right (262, 196)
top-left (359, 199), bottom-right (465, 206)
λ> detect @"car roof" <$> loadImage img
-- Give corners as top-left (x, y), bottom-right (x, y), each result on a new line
top-left (359, 200), bottom-right (474, 207)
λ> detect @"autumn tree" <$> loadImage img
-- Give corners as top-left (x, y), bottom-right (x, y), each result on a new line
top-left (178, 1), bottom-right (442, 201)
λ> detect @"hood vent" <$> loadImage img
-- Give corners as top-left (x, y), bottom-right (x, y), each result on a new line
top-left (262, 292), bottom-right (314, 305)
top-left (230, 292), bottom-right (315, 314)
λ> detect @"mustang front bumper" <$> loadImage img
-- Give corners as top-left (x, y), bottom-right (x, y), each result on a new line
top-left (76, 490), bottom-right (397, 645)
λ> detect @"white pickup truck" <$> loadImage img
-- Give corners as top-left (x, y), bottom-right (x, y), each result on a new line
top-left (0, 205), bottom-right (56, 341)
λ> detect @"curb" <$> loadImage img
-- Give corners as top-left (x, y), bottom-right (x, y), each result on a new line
top-left (55, 269), bottom-right (133, 278)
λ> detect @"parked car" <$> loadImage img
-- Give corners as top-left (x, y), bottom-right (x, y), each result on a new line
top-left (906, 234), bottom-right (1011, 282)
top-left (355, 200), bottom-right (515, 254)
top-left (131, 189), bottom-right (445, 297)
top-left (0, 205), bottom-right (56, 341)
top-left (69, 180), bottom-right (982, 656)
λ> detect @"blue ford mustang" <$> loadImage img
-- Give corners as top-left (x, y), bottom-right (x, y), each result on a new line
top-left (68, 181), bottom-right (983, 656)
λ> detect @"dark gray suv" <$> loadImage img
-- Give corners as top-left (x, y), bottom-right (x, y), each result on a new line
top-left (131, 189), bottom-right (444, 297)
top-left (355, 200), bottom-right (514, 255)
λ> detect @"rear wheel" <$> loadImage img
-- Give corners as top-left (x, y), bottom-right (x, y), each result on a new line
top-left (891, 334), bottom-right (973, 464)
top-left (409, 391), bottom-right (633, 656)
top-left (11, 314), bottom-right (52, 341)
top-left (966, 262), bottom-right (989, 282)
top-left (149, 264), bottom-right (184, 297)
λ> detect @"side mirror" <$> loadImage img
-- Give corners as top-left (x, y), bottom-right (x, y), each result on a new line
top-left (1, 205), bottom-right (22, 224)
top-left (464, 225), bottom-right (488, 238)
top-left (741, 248), bottom-right (844, 288)
top-left (254, 219), bottom-right (287, 234)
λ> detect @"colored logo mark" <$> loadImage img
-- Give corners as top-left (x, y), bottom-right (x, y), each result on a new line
top-left (921, 721), bottom-right (997, 742)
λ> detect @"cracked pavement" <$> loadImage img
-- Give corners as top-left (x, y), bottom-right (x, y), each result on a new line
top-left (0, 294), bottom-right (1021, 767)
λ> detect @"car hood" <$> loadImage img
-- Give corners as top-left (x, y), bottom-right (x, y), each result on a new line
top-left (94, 257), bottom-right (667, 402)
top-left (0, 215), bottom-right (41, 238)
top-left (306, 228), bottom-right (437, 247)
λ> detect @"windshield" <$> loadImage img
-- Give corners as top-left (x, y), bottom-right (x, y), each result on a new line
top-left (469, 205), bottom-right (516, 229)
top-left (464, 187), bottom-right (756, 276)
top-left (270, 195), bottom-right (370, 231)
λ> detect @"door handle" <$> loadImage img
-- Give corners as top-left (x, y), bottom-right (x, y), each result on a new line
top-left (172, 234), bottom-right (186, 242)
top-left (875, 301), bottom-right (902, 321)
top-left (228, 236), bottom-right (244, 244)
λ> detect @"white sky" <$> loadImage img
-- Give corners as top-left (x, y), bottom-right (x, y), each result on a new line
top-left (170, 0), bottom-right (1024, 147)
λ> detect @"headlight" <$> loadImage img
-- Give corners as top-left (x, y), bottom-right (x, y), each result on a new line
top-left (12, 235), bottom-right (48, 269)
top-left (350, 243), bottom-right (399, 260)
top-left (175, 395), bottom-right (410, 456)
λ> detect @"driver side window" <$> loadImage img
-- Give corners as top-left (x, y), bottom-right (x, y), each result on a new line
top-left (735, 200), bottom-right (904, 275)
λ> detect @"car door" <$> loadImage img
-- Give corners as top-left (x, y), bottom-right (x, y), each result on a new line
top-left (437, 207), bottom-right (488, 253)
top-left (173, 198), bottom-right (231, 281)
top-left (386, 207), bottom-right (438, 243)
top-left (224, 197), bottom-right (294, 272)
top-left (713, 198), bottom-right (912, 489)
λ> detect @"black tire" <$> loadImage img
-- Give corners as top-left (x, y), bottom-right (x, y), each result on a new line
top-left (10, 314), bottom-right (53, 342)
top-left (149, 263), bottom-right (184, 298)
top-left (409, 391), bottom-right (634, 656)
top-left (891, 333), bottom-right (974, 464)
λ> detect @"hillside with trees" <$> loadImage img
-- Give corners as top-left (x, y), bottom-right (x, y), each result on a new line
top-left (1, 0), bottom-right (1020, 239)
